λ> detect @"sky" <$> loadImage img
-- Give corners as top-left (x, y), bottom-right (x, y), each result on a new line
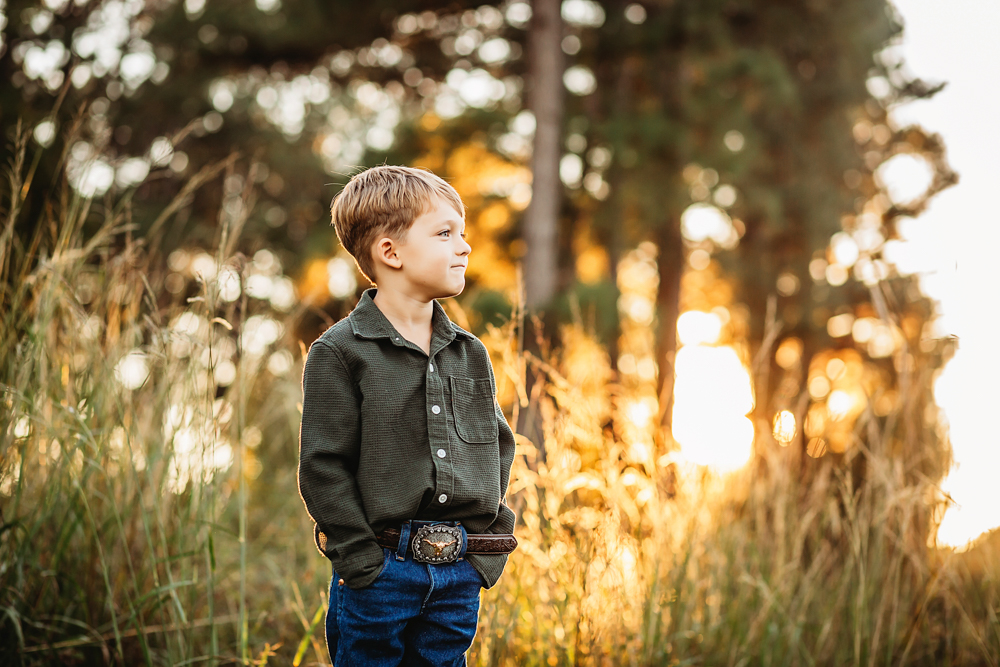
top-left (889, 0), bottom-right (1000, 548)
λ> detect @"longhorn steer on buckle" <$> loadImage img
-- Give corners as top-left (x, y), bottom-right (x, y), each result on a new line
top-left (411, 524), bottom-right (463, 564)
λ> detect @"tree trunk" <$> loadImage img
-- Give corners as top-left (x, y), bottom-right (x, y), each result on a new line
top-left (516, 0), bottom-right (564, 452)
top-left (655, 218), bottom-right (684, 431)
top-left (522, 0), bottom-right (564, 312)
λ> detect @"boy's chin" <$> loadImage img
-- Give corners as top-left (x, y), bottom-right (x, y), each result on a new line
top-left (437, 278), bottom-right (465, 299)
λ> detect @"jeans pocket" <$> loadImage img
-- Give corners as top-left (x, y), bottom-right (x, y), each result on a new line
top-left (464, 559), bottom-right (487, 589)
top-left (371, 548), bottom-right (392, 584)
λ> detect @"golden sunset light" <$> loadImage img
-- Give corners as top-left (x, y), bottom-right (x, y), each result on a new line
top-left (3, 0), bottom-right (996, 664)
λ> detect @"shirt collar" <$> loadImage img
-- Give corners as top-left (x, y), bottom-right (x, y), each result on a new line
top-left (348, 288), bottom-right (475, 347)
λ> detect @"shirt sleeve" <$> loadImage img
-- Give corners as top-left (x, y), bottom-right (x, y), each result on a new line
top-left (298, 340), bottom-right (385, 589)
top-left (485, 398), bottom-right (517, 534)
top-left (483, 354), bottom-right (517, 536)
top-left (465, 362), bottom-right (517, 590)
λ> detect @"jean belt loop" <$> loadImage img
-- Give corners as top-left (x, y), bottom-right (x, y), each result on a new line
top-left (455, 523), bottom-right (469, 561)
top-left (395, 521), bottom-right (411, 561)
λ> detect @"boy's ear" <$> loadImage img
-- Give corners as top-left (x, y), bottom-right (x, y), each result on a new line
top-left (373, 236), bottom-right (403, 271)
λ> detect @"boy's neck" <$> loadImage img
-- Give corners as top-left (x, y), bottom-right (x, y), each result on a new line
top-left (372, 286), bottom-right (434, 351)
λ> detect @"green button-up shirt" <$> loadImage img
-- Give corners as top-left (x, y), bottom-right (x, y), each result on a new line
top-left (298, 288), bottom-right (517, 589)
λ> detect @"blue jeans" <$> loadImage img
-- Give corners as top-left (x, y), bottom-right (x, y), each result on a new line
top-left (326, 540), bottom-right (485, 665)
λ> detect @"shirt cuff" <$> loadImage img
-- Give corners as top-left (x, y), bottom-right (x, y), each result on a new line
top-left (465, 552), bottom-right (508, 589)
top-left (330, 541), bottom-right (386, 589)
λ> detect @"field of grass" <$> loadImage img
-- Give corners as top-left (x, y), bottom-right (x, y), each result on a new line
top-left (2, 124), bottom-right (998, 666)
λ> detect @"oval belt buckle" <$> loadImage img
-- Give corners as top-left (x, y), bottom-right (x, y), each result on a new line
top-left (411, 524), bottom-right (463, 564)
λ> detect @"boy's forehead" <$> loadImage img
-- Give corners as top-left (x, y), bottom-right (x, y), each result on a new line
top-left (417, 194), bottom-right (465, 223)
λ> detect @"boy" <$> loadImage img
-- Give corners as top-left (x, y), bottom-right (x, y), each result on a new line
top-left (297, 165), bottom-right (517, 666)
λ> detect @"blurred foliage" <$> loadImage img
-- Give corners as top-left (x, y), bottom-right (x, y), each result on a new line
top-left (0, 0), bottom-right (957, 441)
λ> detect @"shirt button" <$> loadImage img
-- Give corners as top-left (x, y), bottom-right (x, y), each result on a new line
top-left (429, 364), bottom-right (434, 372)
top-left (431, 404), bottom-right (441, 414)
top-left (436, 448), bottom-right (446, 458)
top-left (438, 493), bottom-right (448, 503)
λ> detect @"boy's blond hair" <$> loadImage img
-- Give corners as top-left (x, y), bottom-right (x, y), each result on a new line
top-left (330, 165), bottom-right (465, 283)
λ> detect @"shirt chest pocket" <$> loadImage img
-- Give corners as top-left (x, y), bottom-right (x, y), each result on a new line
top-left (449, 376), bottom-right (498, 444)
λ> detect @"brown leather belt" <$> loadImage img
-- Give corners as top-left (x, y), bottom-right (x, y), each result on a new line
top-left (376, 527), bottom-right (517, 555)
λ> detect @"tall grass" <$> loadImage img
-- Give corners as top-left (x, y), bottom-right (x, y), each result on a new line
top-left (468, 293), bottom-right (999, 666)
top-left (0, 120), bottom-right (323, 665)
top-left (2, 116), bottom-right (997, 667)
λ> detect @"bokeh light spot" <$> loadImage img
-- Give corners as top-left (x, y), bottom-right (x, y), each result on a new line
top-left (877, 153), bottom-right (935, 206)
top-left (327, 257), bottom-right (358, 299)
top-left (772, 410), bottom-right (796, 446)
top-left (677, 311), bottom-right (723, 346)
top-left (624, 3), bottom-right (646, 24)
top-left (681, 203), bottom-right (733, 245)
top-left (775, 337), bottom-right (803, 369)
top-left (723, 130), bottom-right (745, 152)
top-left (563, 65), bottom-right (597, 96)
top-left (672, 345), bottom-right (755, 471)
top-left (115, 349), bottom-right (150, 390)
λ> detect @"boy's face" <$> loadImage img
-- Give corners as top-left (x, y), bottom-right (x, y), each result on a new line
top-left (375, 195), bottom-right (470, 299)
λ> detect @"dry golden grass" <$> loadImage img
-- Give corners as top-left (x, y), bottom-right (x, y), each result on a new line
top-left (1, 122), bottom-right (997, 666)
